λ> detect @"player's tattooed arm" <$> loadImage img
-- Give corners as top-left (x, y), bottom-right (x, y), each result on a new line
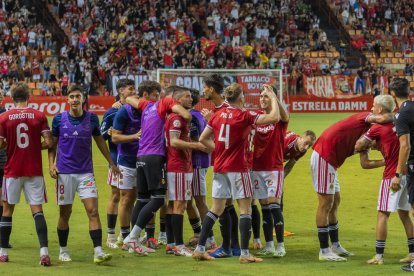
top-left (199, 127), bottom-right (215, 153)
top-left (41, 130), bottom-right (54, 150)
top-left (48, 136), bottom-right (58, 179)
top-left (169, 130), bottom-right (208, 152)
top-left (355, 135), bottom-right (372, 153)
top-left (284, 159), bottom-right (296, 178)
top-left (367, 113), bottom-right (394, 124)
top-left (359, 151), bottom-right (385, 169)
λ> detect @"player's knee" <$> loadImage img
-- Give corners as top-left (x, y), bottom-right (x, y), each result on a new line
top-left (86, 206), bottom-right (100, 220)
top-left (111, 189), bottom-right (120, 203)
top-left (173, 201), bottom-right (187, 214)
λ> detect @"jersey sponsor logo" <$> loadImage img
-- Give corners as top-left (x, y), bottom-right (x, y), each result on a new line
top-left (256, 125), bottom-right (275, 133)
top-left (173, 119), bottom-right (181, 128)
top-left (82, 179), bottom-right (95, 187)
top-left (63, 124), bottom-right (68, 128)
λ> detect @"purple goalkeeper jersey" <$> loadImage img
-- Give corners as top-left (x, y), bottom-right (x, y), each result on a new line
top-left (190, 110), bottom-right (210, 168)
top-left (56, 111), bottom-right (93, 174)
top-left (138, 101), bottom-right (166, 157)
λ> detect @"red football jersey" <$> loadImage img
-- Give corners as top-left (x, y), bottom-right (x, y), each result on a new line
top-left (253, 119), bottom-right (287, 171)
top-left (364, 123), bottom-right (399, 179)
top-left (210, 101), bottom-right (230, 166)
top-left (208, 106), bottom-right (260, 172)
top-left (284, 131), bottom-right (306, 161)
top-left (313, 112), bottom-right (372, 168)
top-left (165, 113), bottom-right (192, 173)
top-left (0, 108), bottom-right (50, 177)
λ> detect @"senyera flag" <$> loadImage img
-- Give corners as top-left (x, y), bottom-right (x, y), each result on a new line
top-left (176, 31), bottom-right (191, 46)
top-left (200, 37), bottom-right (217, 56)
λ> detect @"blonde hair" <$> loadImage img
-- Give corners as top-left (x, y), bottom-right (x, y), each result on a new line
top-left (224, 83), bottom-right (243, 103)
top-left (374, 95), bottom-right (395, 113)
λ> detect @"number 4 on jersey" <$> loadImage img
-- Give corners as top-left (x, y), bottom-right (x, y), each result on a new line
top-left (219, 124), bottom-right (230, 149)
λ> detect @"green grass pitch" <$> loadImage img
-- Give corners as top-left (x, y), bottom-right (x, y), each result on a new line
top-left (1, 113), bottom-right (409, 275)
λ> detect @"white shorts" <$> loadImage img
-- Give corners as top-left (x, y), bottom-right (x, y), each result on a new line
top-left (2, 176), bottom-right (47, 205)
top-left (212, 172), bottom-right (253, 200)
top-left (107, 167), bottom-right (119, 188)
top-left (167, 172), bottom-right (193, 201)
top-left (118, 165), bottom-right (137, 190)
top-left (57, 173), bottom-right (98, 205)
top-left (253, 171), bottom-right (284, 199)
top-left (311, 151), bottom-right (340, 195)
top-left (378, 177), bottom-right (410, 212)
top-left (192, 168), bottom-right (207, 197)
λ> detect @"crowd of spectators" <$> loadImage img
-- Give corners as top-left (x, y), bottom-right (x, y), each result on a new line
top-left (48, 0), bottom-right (345, 94)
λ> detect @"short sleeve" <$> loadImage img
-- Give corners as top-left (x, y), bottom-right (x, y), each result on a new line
top-left (113, 106), bottom-right (129, 132)
top-left (51, 114), bottom-right (61, 137)
top-left (244, 110), bottom-right (260, 126)
top-left (137, 99), bottom-right (150, 112)
top-left (91, 114), bottom-right (101, 136)
top-left (364, 124), bottom-right (380, 141)
top-left (395, 110), bottom-right (411, 136)
top-left (168, 115), bottom-right (184, 134)
top-left (158, 97), bottom-right (176, 119)
top-left (40, 114), bottom-right (50, 132)
top-left (100, 108), bottom-right (115, 140)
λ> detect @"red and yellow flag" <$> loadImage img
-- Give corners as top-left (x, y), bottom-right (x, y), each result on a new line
top-left (200, 37), bottom-right (217, 55)
top-left (176, 31), bottom-right (191, 46)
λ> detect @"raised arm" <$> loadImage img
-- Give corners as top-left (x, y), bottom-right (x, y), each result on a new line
top-left (366, 113), bottom-right (394, 124)
top-left (171, 104), bottom-right (192, 122)
top-left (276, 97), bottom-right (289, 123)
top-left (255, 89), bottom-right (280, 125)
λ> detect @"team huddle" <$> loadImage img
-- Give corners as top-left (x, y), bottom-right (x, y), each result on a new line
top-left (0, 75), bottom-right (413, 270)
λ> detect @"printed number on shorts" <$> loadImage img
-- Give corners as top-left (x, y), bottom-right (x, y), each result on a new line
top-left (218, 124), bottom-right (230, 149)
top-left (16, 123), bottom-right (29, 149)
top-left (59, 184), bottom-right (64, 194)
top-left (329, 173), bottom-right (335, 184)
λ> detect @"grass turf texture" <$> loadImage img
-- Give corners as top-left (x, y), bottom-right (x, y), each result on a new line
top-left (1, 113), bottom-right (409, 275)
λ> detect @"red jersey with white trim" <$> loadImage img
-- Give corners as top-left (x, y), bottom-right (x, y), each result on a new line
top-left (208, 106), bottom-right (260, 172)
top-left (284, 131), bottom-right (306, 161)
top-left (313, 112), bottom-right (372, 168)
top-left (210, 101), bottom-right (230, 166)
top-left (0, 108), bottom-right (50, 177)
top-left (253, 118), bottom-right (288, 171)
top-left (364, 123), bottom-right (399, 179)
top-left (165, 113), bottom-right (192, 173)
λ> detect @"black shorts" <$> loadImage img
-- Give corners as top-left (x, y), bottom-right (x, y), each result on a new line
top-left (0, 168), bottom-right (3, 188)
top-left (136, 155), bottom-right (166, 193)
top-left (407, 160), bottom-right (414, 204)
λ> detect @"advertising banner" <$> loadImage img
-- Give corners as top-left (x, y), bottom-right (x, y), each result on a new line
top-left (287, 95), bottom-right (373, 112)
top-left (2, 96), bottom-right (116, 116)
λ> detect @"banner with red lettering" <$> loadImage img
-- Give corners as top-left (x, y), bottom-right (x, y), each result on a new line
top-left (2, 96), bottom-right (116, 116)
top-left (304, 75), bottom-right (389, 98)
top-left (287, 95), bottom-right (373, 112)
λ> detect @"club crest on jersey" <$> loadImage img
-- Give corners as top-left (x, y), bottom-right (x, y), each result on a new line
top-left (59, 195), bottom-right (64, 201)
top-left (173, 119), bottom-right (181, 128)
